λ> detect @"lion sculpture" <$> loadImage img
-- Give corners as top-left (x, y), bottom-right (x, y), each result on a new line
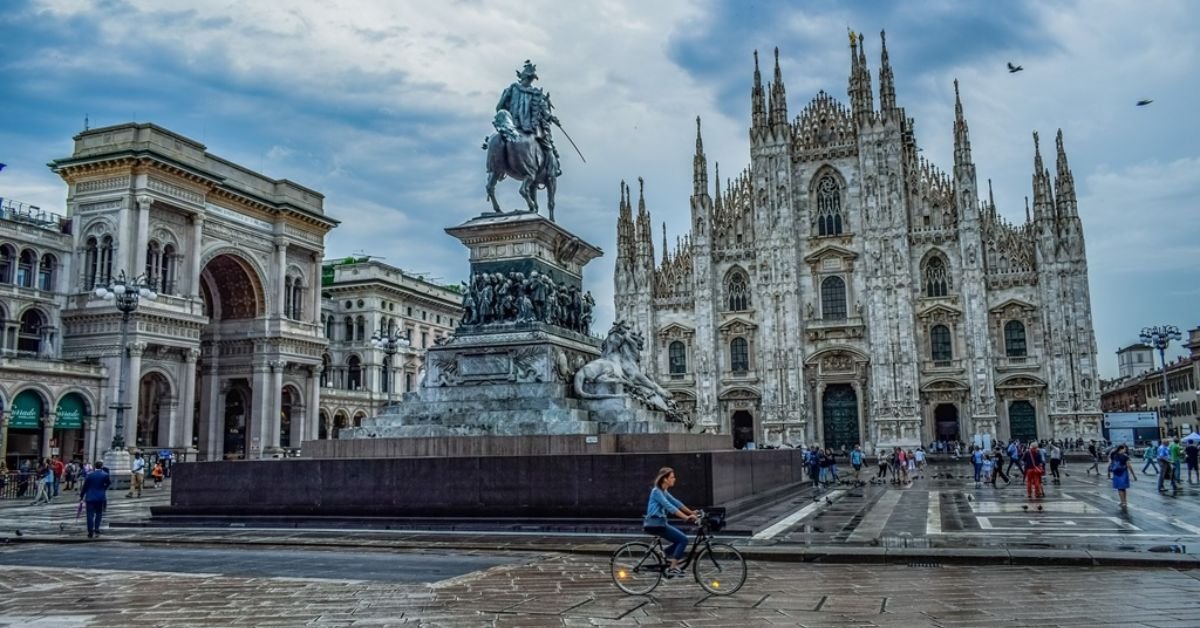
top-left (574, 321), bottom-right (687, 424)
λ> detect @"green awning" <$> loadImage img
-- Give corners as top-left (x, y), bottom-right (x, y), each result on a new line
top-left (9, 390), bottom-right (44, 429)
top-left (55, 393), bottom-right (86, 430)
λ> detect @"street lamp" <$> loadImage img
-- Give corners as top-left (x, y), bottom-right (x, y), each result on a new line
top-left (94, 272), bottom-right (157, 452)
top-left (371, 327), bottom-right (410, 409)
top-left (1140, 325), bottom-right (1182, 438)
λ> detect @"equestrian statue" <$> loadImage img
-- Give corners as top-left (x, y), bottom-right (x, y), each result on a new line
top-left (484, 60), bottom-right (583, 222)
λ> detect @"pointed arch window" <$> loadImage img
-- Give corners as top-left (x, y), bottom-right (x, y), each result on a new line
top-left (820, 275), bottom-right (847, 320)
top-left (931, 324), bottom-right (953, 363)
top-left (815, 174), bottom-right (843, 236)
top-left (37, 254), bottom-right (56, 291)
top-left (923, 255), bottom-right (950, 297)
top-left (725, 270), bottom-right (750, 311)
top-left (668, 341), bottom-right (687, 375)
top-left (1004, 320), bottom-right (1027, 358)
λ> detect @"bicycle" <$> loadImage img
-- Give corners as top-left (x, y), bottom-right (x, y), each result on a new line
top-left (610, 508), bottom-right (747, 596)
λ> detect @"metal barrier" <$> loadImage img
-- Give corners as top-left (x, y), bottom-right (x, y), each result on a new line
top-left (0, 471), bottom-right (36, 500)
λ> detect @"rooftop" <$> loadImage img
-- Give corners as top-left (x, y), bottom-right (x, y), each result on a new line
top-left (0, 197), bottom-right (69, 234)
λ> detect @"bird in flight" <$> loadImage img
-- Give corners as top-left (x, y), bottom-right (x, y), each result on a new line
top-left (1136, 99), bottom-right (1154, 106)
top-left (1007, 62), bottom-right (1024, 73)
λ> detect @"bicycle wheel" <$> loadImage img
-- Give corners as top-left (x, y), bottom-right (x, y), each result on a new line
top-left (611, 542), bottom-right (663, 595)
top-left (693, 542), bottom-right (747, 595)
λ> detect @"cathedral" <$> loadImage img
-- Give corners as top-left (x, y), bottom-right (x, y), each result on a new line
top-left (613, 33), bottom-right (1101, 452)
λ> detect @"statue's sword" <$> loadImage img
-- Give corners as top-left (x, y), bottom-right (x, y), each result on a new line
top-left (553, 121), bottom-right (587, 164)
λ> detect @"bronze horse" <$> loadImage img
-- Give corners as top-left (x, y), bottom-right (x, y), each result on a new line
top-left (484, 111), bottom-right (557, 221)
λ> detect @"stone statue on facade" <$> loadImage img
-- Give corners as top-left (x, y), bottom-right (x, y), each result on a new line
top-left (484, 60), bottom-right (562, 220)
top-left (574, 321), bottom-right (687, 424)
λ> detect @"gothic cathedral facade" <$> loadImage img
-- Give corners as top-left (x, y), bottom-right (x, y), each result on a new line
top-left (614, 34), bottom-right (1101, 451)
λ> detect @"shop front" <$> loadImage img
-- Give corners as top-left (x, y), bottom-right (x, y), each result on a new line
top-left (5, 390), bottom-right (44, 468)
top-left (53, 393), bottom-right (87, 462)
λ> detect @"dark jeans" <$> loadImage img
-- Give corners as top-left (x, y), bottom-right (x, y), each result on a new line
top-left (1050, 459), bottom-right (1061, 480)
top-left (645, 524), bottom-right (687, 560)
top-left (85, 500), bottom-right (105, 535)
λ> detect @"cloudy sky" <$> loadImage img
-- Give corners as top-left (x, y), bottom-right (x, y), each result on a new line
top-left (1, 0), bottom-right (1196, 377)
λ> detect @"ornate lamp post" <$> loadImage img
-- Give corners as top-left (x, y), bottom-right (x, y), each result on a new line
top-left (371, 327), bottom-right (410, 409)
top-left (94, 272), bottom-right (157, 454)
top-left (1140, 325), bottom-right (1182, 438)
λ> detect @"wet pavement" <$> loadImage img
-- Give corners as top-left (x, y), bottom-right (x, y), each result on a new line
top-left (2, 547), bottom-right (1200, 626)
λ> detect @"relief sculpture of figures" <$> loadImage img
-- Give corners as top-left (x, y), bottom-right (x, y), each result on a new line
top-left (573, 320), bottom-right (690, 426)
top-left (456, 269), bottom-right (593, 334)
top-left (484, 60), bottom-right (582, 221)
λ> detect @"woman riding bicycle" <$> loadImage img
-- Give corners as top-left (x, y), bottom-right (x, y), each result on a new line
top-left (644, 467), bottom-right (698, 578)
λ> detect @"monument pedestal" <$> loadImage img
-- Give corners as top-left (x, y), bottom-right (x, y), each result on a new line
top-left (102, 448), bottom-right (131, 490)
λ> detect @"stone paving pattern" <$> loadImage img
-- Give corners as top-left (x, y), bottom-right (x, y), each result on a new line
top-left (3, 552), bottom-right (1200, 626)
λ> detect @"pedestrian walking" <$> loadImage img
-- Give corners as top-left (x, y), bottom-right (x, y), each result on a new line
top-left (1086, 440), bottom-right (1101, 475)
top-left (79, 460), bottom-right (112, 539)
top-left (825, 448), bottom-right (840, 484)
top-left (1169, 438), bottom-right (1183, 486)
top-left (981, 453), bottom-right (995, 488)
top-left (850, 444), bottom-right (864, 483)
top-left (971, 446), bottom-right (985, 487)
top-left (32, 459), bottom-right (53, 504)
top-left (50, 456), bottom-right (64, 497)
top-left (1109, 444), bottom-right (1136, 509)
top-left (1048, 443), bottom-right (1063, 483)
top-left (127, 452), bottom-right (146, 498)
top-left (875, 449), bottom-right (889, 481)
top-left (1186, 440), bottom-right (1199, 484)
top-left (1142, 443), bottom-right (1158, 475)
top-left (1022, 443), bottom-right (1046, 499)
top-left (151, 461), bottom-right (165, 489)
top-left (914, 447), bottom-right (926, 478)
top-left (1157, 440), bottom-right (1179, 492)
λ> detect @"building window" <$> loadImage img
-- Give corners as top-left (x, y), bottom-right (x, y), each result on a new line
top-left (17, 309), bottom-right (44, 354)
top-left (1004, 320), bottom-right (1027, 357)
top-left (16, 249), bottom-right (35, 288)
top-left (37, 254), bottom-right (56, 292)
top-left (323, 315), bottom-right (333, 339)
top-left (726, 270), bottom-right (750, 311)
top-left (355, 316), bottom-right (365, 341)
top-left (815, 174), bottom-right (843, 236)
top-left (344, 317), bottom-right (354, 342)
top-left (730, 337), bottom-right (749, 374)
top-left (669, 341), bottom-right (687, 374)
top-left (421, 331), bottom-right (428, 348)
top-left (347, 356), bottom-right (362, 390)
top-left (99, 236), bottom-right (114, 284)
top-left (821, 276), bottom-right (847, 320)
top-left (923, 255), bottom-right (949, 297)
top-left (320, 353), bottom-right (331, 387)
top-left (931, 324), bottom-right (953, 363)
top-left (0, 244), bottom-right (15, 284)
top-left (160, 244), bottom-right (177, 294)
top-left (145, 241), bottom-right (162, 287)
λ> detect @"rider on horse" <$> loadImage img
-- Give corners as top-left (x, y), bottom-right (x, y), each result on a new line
top-left (495, 60), bottom-right (562, 178)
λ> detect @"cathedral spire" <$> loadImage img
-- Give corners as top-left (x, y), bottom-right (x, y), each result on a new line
top-left (713, 162), bottom-right (723, 211)
top-left (1054, 128), bottom-right (1078, 218)
top-left (1031, 131), bottom-right (1055, 220)
top-left (953, 79), bottom-right (973, 174)
top-left (662, 222), bottom-right (669, 265)
top-left (879, 30), bottom-right (896, 114)
top-left (988, 178), bottom-right (997, 218)
top-left (693, 116), bottom-right (708, 197)
top-left (848, 31), bottom-right (873, 119)
top-left (769, 47), bottom-right (788, 127)
top-left (617, 180), bottom-right (633, 260)
top-left (751, 50), bottom-right (767, 130)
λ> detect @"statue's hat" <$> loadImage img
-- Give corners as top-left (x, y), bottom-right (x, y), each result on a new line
top-left (516, 60), bottom-right (538, 80)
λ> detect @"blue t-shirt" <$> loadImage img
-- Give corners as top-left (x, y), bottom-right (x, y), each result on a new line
top-left (644, 487), bottom-right (684, 527)
top-left (972, 450), bottom-right (984, 464)
top-left (850, 450), bottom-right (864, 466)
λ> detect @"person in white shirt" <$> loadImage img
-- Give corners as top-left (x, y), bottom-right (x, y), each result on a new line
top-left (127, 452), bottom-right (146, 498)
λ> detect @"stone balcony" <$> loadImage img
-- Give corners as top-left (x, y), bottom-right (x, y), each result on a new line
top-left (922, 358), bottom-right (965, 374)
top-left (805, 316), bottom-right (865, 341)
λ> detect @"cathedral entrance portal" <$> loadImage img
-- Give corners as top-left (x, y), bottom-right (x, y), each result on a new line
top-left (732, 411), bottom-right (754, 449)
top-left (822, 384), bottom-right (860, 451)
top-left (934, 403), bottom-right (960, 443)
top-left (1009, 400), bottom-right (1038, 444)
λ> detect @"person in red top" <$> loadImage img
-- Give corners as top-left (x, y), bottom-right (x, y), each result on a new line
top-left (1022, 443), bottom-right (1045, 499)
top-left (50, 456), bottom-right (65, 497)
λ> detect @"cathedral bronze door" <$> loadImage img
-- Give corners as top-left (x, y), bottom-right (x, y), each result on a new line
top-left (822, 384), bottom-right (860, 450)
top-left (1009, 400), bottom-right (1038, 444)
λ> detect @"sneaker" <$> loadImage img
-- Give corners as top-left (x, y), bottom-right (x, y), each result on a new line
top-left (665, 567), bottom-right (684, 579)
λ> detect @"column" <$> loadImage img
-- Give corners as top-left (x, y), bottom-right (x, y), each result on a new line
top-left (125, 342), bottom-right (145, 450)
top-left (116, 195), bottom-right (132, 278)
top-left (178, 349), bottom-right (199, 452)
top-left (41, 414), bottom-right (56, 459)
top-left (0, 412), bottom-right (9, 465)
top-left (189, 214), bottom-right (205, 298)
top-left (306, 366), bottom-right (322, 444)
top-left (267, 360), bottom-right (284, 453)
top-left (249, 362), bottom-right (272, 459)
top-left (134, 195), bottom-right (152, 279)
top-left (274, 238), bottom-right (288, 318)
top-left (310, 254), bottom-right (323, 324)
